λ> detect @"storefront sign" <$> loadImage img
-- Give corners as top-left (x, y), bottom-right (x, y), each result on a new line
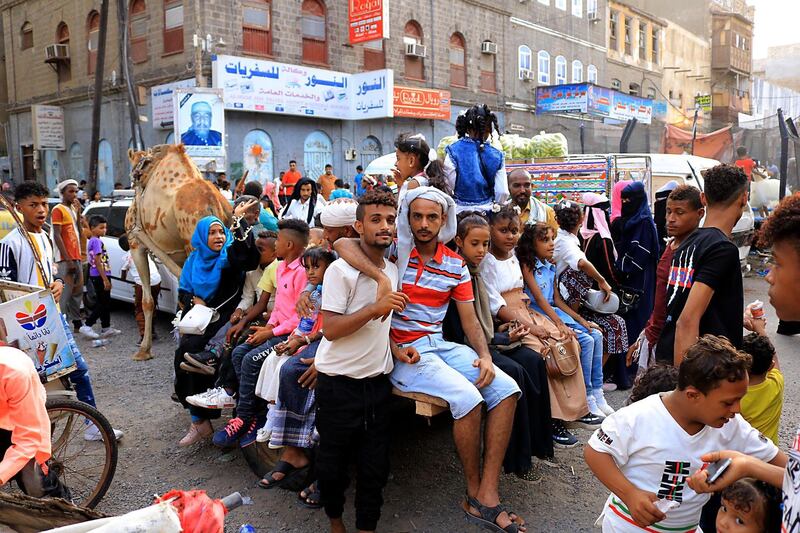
top-left (535, 84), bottom-right (589, 114)
top-left (695, 94), bottom-right (712, 113)
top-left (151, 79), bottom-right (196, 129)
top-left (393, 86), bottom-right (451, 120)
top-left (349, 0), bottom-right (389, 44)
top-left (608, 92), bottom-right (653, 124)
top-left (173, 87), bottom-right (226, 164)
top-left (32, 105), bottom-right (65, 151)
top-left (212, 55), bottom-right (392, 120)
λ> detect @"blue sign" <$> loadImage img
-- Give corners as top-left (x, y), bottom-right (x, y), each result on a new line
top-left (535, 82), bottom-right (657, 124)
top-left (535, 83), bottom-right (589, 113)
top-left (588, 86), bottom-right (613, 117)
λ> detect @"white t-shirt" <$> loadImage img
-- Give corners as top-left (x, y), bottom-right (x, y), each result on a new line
top-left (782, 428), bottom-right (800, 532)
top-left (588, 393), bottom-right (778, 533)
top-left (480, 253), bottom-right (524, 317)
top-left (281, 197), bottom-right (324, 227)
top-left (121, 251), bottom-right (161, 286)
top-left (315, 258), bottom-right (398, 379)
top-left (553, 228), bottom-right (587, 277)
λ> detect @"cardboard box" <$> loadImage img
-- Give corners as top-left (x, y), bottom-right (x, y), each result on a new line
top-left (0, 280), bottom-right (76, 380)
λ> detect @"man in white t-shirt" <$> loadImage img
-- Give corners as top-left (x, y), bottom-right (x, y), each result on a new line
top-left (315, 190), bottom-right (412, 533)
top-left (686, 195), bottom-right (800, 532)
top-left (585, 335), bottom-right (786, 532)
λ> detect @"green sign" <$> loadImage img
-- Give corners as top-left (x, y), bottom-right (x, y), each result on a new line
top-left (695, 94), bottom-right (712, 112)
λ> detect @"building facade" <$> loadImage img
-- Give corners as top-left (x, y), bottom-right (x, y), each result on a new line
top-left (0, 0), bottom-right (616, 190)
top-left (661, 20), bottom-right (711, 127)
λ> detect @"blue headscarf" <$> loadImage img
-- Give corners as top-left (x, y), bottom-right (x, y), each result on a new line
top-left (179, 216), bottom-right (232, 302)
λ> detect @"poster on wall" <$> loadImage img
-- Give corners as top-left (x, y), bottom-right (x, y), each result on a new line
top-left (32, 105), bottom-right (65, 151)
top-left (212, 55), bottom-right (393, 120)
top-left (535, 84), bottom-right (589, 114)
top-left (151, 79), bottom-right (196, 129)
top-left (348, 0), bottom-right (389, 44)
top-left (173, 88), bottom-right (226, 166)
top-left (393, 86), bottom-right (451, 120)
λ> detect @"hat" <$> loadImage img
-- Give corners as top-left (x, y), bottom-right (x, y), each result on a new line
top-left (56, 179), bottom-right (79, 193)
top-left (320, 200), bottom-right (357, 228)
top-left (584, 290), bottom-right (620, 314)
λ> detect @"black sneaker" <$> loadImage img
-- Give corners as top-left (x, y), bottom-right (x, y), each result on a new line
top-left (552, 422), bottom-right (579, 449)
top-left (565, 412), bottom-right (604, 431)
top-left (183, 351), bottom-right (219, 375)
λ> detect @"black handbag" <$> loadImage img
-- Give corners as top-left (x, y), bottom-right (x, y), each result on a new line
top-left (616, 286), bottom-right (643, 315)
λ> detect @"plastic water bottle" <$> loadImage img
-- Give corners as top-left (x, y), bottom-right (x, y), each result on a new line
top-left (238, 525), bottom-right (256, 533)
top-left (91, 339), bottom-right (109, 347)
top-left (297, 286), bottom-right (321, 335)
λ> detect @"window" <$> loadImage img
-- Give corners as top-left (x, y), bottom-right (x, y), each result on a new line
top-left (404, 20), bottom-right (424, 80)
top-left (363, 39), bottom-right (385, 70)
top-left (651, 30), bottom-right (659, 64)
top-left (130, 0), bottom-right (147, 63)
top-left (449, 33), bottom-right (466, 87)
top-left (646, 87), bottom-right (656, 99)
top-left (571, 60), bottom-right (583, 83)
top-left (87, 11), bottom-right (99, 74)
top-left (624, 18), bottom-right (632, 55)
top-left (163, 0), bottom-right (183, 54)
top-left (611, 78), bottom-right (621, 90)
top-left (587, 64), bottom-right (597, 83)
top-left (572, 0), bottom-right (582, 17)
top-left (480, 41), bottom-right (496, 93)
top-left (537, 50), bottom-right (550, 84)
top-left (555, 55), bottom-right (566, 84)
top-left (629, 82), bottom-right (640, 96)
top-left (56, 22), bottom-right (70, 83)
top-left (243, 1), bottom-right (271, 55)
top-left (556, 0), bottom-right (566, 9)
top-left (609, 11), bottom-right (618, 51)
top-left (587, 0), bottom-right (598, 19)
top-left (302, 0), bottom-right (327, 64)
top-left (21, 21), bottom-right (33, 50)
top-left (639, 23), bottom-right (647, 60)
top-left (518, 45), bottom-right (532, 78)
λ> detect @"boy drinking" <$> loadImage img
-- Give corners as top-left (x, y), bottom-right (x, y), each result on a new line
top-left (585, 335), bottom-right (785, 532)
top-left (83, 215), bottom-right (119, 338)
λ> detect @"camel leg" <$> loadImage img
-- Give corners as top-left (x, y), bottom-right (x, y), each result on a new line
top-left (131, 245), bottom-right (154, 361)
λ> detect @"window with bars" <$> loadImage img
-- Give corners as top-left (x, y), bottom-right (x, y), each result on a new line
top-left (21, 21), bottom-right (33, 50)
top-left (130, 0), bottom-right (147, 63)
top-left (163, 0), bottom-right (183, 54)
top-left (449, 33), bottom-right (466, 87)
top-left (243, 1), bottom-right (271, 55)
top-left (302, 0), bottom-right (326, 64)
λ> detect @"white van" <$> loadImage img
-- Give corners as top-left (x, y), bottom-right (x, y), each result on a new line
top-left (82, 197), bottom-right (180, 313)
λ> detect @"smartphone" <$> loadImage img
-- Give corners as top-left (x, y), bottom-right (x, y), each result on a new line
top-left (705, 458), bottom-right (733, 484)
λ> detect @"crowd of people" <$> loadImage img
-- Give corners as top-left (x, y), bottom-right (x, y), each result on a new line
top-left (1, 102), bottom-right (799, 533)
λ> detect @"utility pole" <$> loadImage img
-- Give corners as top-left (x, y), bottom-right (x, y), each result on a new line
top-left (117, 0), bottom-right (145, 153)
top-left (88, 0), bottom-right (109, 196)
top-left (193, 0), bottom-right (205, 87)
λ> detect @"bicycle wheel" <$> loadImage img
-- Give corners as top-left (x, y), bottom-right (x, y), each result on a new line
top-left (45, 397), bottom-right (118, 509)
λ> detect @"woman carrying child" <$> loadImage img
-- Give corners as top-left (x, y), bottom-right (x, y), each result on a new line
top-left (175, 200), bottom-right (261, 447)
top-left (445, 209), bottom-right (553, 479)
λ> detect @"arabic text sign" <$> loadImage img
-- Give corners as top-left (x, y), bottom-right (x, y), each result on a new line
top-left (151, 79), bottom-right (196, 129)
top-left (535, 84), bottom-right (589, 114)
top-left (695, 94), bottom-right (712, 113)
top-left (212, 54), bottom-right (392, 120)
top-left (393, 86), bottom-right (451, 120)
top-left (349, 0), bottom-right (389, 44)
top-left (32, 105), bottom-right (65, 151)
top-left (608, 92), bottom-right (653, 124)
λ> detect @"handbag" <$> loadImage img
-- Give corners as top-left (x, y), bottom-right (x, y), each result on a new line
top-left (616, 286), bottom-right (643, 316)
top-left (541, 337), bottom-right (581, 379)
top-left (178, 292), bottom-right (238, 336)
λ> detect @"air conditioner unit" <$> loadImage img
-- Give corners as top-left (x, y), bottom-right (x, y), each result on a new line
top-left (405, 43), bottom-right (427, 58)
top-left (44, 43), bottom-right (69, 62)
top-left (481, 42), bottom-right (498, 55)
top-left (588, 13), bottom-right (600, 22)
top-left (519, 69), bottom-right (534, 81)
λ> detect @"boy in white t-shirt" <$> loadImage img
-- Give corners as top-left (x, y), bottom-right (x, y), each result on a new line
top-left (119, 235), bottom-right (161, 344)
top-left (585, 335), bottom-right (786, 533)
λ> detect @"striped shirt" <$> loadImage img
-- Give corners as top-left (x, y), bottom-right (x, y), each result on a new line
top-left (391, 242), bottom-right (473, 344)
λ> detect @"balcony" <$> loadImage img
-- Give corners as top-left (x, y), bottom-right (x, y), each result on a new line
top-left (712, 89), bottom-right (751, 122)
top-left (711, 44), bottom-right (751, 76)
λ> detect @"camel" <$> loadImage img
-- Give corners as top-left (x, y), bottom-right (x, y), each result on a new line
top-left (125, 144), bottom-right (231, 361)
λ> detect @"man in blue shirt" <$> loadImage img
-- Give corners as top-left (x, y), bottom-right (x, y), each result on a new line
top-left (181, 101), bottom-right (222, 147)
top-left (353, 165), bottom-right (366, 197)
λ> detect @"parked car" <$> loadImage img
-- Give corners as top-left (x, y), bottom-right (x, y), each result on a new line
top-left (82, 195), bottom-right (180, 314)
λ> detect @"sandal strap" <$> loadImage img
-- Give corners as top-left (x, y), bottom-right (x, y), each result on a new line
top-left (270, 460), bottom-right (295, 475)
top-left (468, 497), bottom-right (521, 533)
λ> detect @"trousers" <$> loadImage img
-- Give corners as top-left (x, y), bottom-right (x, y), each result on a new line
top-left (316, 372), bottom-right (392, 532)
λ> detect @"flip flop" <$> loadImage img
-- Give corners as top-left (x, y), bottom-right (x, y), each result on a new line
top-left (298, 482), bottom-right (322, 509)
top-left (258, 460), bottom-right (308, 490)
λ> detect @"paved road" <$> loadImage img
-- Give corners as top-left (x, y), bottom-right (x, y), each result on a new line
top-left (82, 275), bottom-right (798, 532)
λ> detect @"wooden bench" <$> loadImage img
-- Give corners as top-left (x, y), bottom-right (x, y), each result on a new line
top-left (392, 388), bottom-right (449, 420)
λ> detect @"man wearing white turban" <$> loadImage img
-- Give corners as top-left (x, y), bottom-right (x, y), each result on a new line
top-left (334, 186), bottom-right (524, 532)
top-left (319, 199), bottom-right (358, 246)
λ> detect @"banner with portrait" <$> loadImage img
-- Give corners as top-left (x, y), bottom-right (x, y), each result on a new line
top-left (173, 88), bottom-right (226, 166)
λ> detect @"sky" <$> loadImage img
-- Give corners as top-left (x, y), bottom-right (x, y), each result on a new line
top-left (749, 0), bottom-right (800, 59)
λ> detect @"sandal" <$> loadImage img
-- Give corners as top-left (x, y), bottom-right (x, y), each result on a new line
top-left (298, 482), bottom-right (322, 509)
top-left (464, 495), bottom-right (522, 533)
top-left (257, 460), bottom-right (308, 490)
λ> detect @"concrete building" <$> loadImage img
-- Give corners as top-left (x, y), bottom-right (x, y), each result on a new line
top-left (605, 0), bottom-right (664, 103)
top-left (748, 58), bottom-right (800, 124)
top-left (660, 20), bottom-right (711, 127)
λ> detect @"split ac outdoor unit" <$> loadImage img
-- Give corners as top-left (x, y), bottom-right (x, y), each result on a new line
top-left (405, 43), bottom-right (427, 58)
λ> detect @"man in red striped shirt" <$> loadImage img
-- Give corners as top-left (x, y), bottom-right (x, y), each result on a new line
top-left (335, 186), bottom-right (523, 532)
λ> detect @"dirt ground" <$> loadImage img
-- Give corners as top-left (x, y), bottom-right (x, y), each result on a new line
top-left (79, 276), bottom-right (797, 532)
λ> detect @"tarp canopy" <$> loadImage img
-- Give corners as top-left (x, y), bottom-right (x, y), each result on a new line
top-left (662, 124), bottom-right (734, 162)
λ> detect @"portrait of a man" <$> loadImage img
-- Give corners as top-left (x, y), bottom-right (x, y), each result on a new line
top-left (181, 101), bottom-right (222, 146)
